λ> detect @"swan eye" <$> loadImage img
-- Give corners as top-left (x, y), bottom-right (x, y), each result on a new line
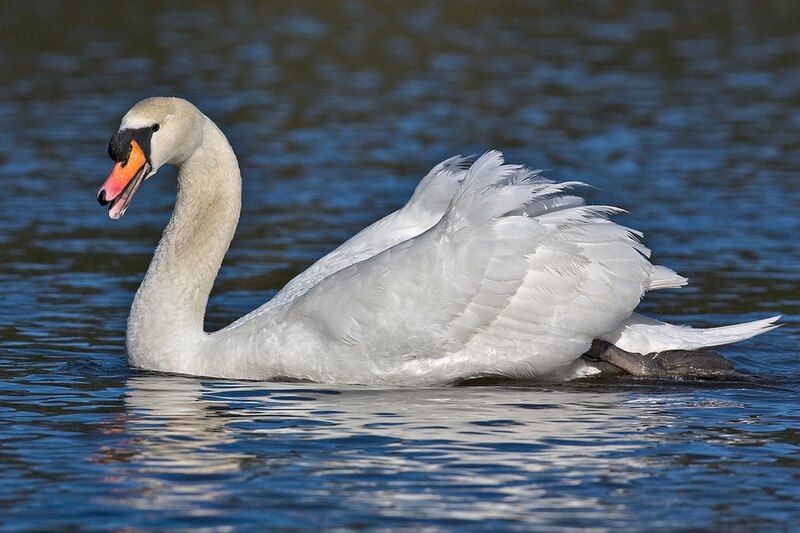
top-left (151, 124), bottom-right (160, 132)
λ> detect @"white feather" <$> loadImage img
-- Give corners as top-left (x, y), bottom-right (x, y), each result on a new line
top-left (648, 265), bottom-right (689, 291)
top-left (602, 313), bottom-right (781, 353)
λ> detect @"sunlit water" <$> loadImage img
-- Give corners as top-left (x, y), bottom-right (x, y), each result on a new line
top-left (1, 2), bottom-right (798, 529)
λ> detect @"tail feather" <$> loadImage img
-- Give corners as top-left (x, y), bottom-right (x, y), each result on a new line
top-left (602, 313), bottom-right (781, 353)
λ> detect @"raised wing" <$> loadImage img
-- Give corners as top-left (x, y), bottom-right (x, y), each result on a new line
top-left (284, 152), bottom-right (657, 381)
top-left (223, 156), bottom-right (469, 330)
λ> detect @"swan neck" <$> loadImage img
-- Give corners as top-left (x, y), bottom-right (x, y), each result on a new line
top-left (127, 116), bottom-right (241, 370)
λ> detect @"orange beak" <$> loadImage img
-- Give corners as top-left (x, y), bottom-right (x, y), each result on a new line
top-left (97, 139), bottom-right (150, 220)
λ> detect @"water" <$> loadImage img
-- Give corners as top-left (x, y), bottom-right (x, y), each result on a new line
top-left (1, 1), bottom-right (798, 529)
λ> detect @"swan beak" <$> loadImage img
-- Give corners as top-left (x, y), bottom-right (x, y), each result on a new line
top-left (97, 139), bottom-right (151, 220)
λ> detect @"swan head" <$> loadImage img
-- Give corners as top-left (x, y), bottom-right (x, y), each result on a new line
top-left (97, 97), bottom-right (204, 219)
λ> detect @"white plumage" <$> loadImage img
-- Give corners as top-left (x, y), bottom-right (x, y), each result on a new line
top-left (107, 98), bottom-right (779, 385)
top-left (602, 314), bottom-right (779, 354)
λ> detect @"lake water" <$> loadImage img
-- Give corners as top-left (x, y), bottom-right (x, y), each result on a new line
top-left (1, 2), bottom-right (798, 530)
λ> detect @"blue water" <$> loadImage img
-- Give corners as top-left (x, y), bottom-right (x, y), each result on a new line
top-left (0, 2), bottom-right (798, 530)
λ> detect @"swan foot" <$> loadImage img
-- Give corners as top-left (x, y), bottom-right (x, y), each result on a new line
top-left (582, 339), bottom-right (736, 379)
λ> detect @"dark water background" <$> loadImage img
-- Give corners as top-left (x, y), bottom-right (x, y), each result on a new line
top-left (1, 1), bottom-right (799, 529)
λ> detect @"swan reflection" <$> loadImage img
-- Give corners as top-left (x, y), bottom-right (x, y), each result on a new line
top-left (109, 375), bottom-right (673, 524)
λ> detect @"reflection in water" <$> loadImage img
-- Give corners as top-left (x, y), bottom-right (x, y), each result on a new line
top-left (106, 378), bottom-right (247, 514)
top-left (113, 376), bottom-right (662, 526)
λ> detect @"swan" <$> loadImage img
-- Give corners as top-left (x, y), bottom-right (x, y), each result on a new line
top-left (97, 97), bottom-right (779, 385)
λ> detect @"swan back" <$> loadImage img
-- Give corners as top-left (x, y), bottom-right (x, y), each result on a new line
top-left (264, 151), bottom-right (653, 383)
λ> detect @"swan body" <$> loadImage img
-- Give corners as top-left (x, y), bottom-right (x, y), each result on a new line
top-left (97, 97), bottom-right (779, 385)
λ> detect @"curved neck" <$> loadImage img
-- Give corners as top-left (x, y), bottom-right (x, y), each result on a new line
top-left (126, 116), bottom-right (241, 371)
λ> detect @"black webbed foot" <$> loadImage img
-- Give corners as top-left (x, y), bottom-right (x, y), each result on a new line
top-left (582, 339), bottom-right (737, 379)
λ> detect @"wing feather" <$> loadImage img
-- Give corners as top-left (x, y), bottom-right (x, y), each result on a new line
top-left (223, 155), bottom-right (469, 330)
top-left (284, 151), bottom-right (657, 380)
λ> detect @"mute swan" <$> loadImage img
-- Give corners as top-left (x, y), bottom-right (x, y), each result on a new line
top-left (97, 97), bottom-right (779, 385)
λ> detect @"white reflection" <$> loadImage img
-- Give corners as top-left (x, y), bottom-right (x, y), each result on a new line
top-left (106, 375), bottom-right (672, 524)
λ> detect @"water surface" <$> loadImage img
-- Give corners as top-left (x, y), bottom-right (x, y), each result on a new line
top-left (0, 2), bottom-right (798, 529)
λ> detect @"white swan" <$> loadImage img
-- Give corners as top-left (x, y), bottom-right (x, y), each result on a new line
top-left (97, 97), bottom-right (779, 385)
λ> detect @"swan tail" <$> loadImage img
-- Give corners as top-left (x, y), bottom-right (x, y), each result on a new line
top-left (602, 313), bottom-right (781, 354)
